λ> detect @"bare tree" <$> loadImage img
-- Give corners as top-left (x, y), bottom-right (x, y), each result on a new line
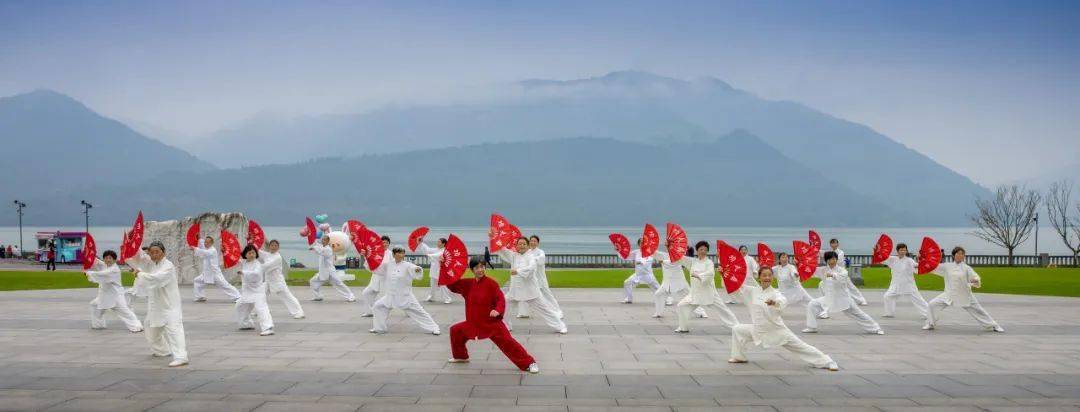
top-left (970, 184), bottom-right (1041, 266)
top-left (1046, 180), bottom-right (1080, 266)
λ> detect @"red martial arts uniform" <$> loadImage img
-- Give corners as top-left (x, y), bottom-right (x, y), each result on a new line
top-left (447, 276), bottom-right (535, 370)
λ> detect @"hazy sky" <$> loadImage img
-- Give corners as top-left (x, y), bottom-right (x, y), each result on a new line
top-left (2, 0), bottom-right (1078, 185)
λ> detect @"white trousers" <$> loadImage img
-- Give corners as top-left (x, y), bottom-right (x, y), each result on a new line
top-left (310, 272), bottom-right (355, 301)
top-left (90, 303), bottom-right (143, 332)
top-left (425, 274), bottom-right (453, 303)
top-left (372, 295), bottom-right (439, 334)
top-left (781, 287), bottom-right (814, 307)
top-left (505, 296), bottom-right (566, 332)
top-left (193, 273), bottom-right (240, 300)
top-left (654, 288), bottom-right (705, 317)
top-left (623, 274), bottom-right (659, 302)
top-left (236, 299), bottom-right (274, 332)
top-left (883, 289), bottom-right (929, 318)
top-left (517, 286), bottom-right (564, 318)
top-left (806, 298), bottom-right (881, 332)
top-left (147, 320), bottom-right (188, 362)
top-left (676, 296), bottom-right (739, 331)
top-left (267, 280), bottom-right (304, 317)
top-left (927, 294), bottom-right (999, 328)
top-left (729, 324), bottom-right (833, 368)
top-left (846, 279), bottom-right (867, 305)
top-left (360, 285), bottom-right (381, 315)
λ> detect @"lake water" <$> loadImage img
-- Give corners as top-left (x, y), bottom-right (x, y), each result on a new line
top-left (1, 225), bottom-right (1063, 267)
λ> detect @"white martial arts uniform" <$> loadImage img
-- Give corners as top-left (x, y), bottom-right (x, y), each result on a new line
top-left (370, 259), bottom-right (440, 334)
top-left (620, 249), bottom-right (659, 303)
top-left (309, 243), bottom-right (356, 302)
top-left (676, 256), bottom-right (739, 331)
top-left (804, 265), bottom-right (882, 333)
top-left (260, 250), bottom-right (304, 318)
top-left (730, 285), bottom-right (835, 368)
top-left (498, 248), bottom-right (567, 333)
top-left (652, 251), bottom-right (706, 318)
top-left (518, 247), bottom-right (563, 319)
top-left (827, 248), bottom-right (867, 305)
top-left (416, 242), bottom-right (452, 304)
top-left (774, 263), bottom-right (813, 306)
top-left (925, 262), bottom-right (1001, 330)
top-left (86, 261), bottom-right (143, 332)
top-left (360, 249), bottom-right (393, 315)
top-left (235, 259), bottom-right (274, 333)
top-left (192, 240), bottom-right (241, 301)
top-left (882, 255), bottom-right (929, 318)
top-left (128, 250), bottom-right (188, 363)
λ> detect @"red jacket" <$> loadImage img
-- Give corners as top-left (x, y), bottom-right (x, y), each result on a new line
top-left (448, 275), bottom-right (507, 339)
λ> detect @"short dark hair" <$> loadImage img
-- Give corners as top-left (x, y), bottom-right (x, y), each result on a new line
top-left (102, 250), bottom-right (117, 259)
top-left (951, 246), bottom-right (965, 257)
top-left (829, 238), bottom-right (839, 244)
top-left (469, 256), bottom-right (488, 271)
top-left (823, 251), bottom-right (838, 262)
top-left (636, 238), bottom-right (643, 245)
top-left (529, 235), bottom-right (540, 242)
top-left (268, 239), bottom-right (279, 246)
top-left (381, 235), bottom-right (391, 242)
top-left (777, 252), bottom-right (789, 259)
top-left (437, 237), bottom-right (447, 246)
top-left (694, 240), bottom-right (710, 251)
top-left (896, 243), bottom-right (908, 252)
top-left (738, 245), bottom-right (749, 252)
top-left (242, 244), bottom-right (259, 259)
top-left (148, 241), bottom-right (166, 252)
top-left (392, 246), bottom-right (405, 254)
top-left (516, 236), bottom-right (529, 244)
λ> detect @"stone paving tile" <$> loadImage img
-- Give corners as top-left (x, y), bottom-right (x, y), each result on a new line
top-left (839, 384), bottom-right (946, 398)
top-left (43, 397), bottom-right (165, 412)
top-left (146, 399), bottom-right (265, 412)
top-left (470, 385), bottom-right (565, 399)
top-left (189, 380), bottom-right (297, 395)
top-left (255, 401), bottom-right (361, 411)
top-left (283, 382), bottom-right (383, 396)
top-left (103, 378), bottom-right (208, 393)
top-left (375, 384), bottom-right (474, 399)
top-left (0, 396), bottom-right (68, 411)
top-left (566, 385), bottom-right (663, 399)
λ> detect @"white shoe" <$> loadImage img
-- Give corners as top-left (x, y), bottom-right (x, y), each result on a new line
top-left (448, 358), bottom-right (470, 363)
top-left (991, 326), bottom-right (1005, 333)
top-left (882, 314), bottom-right (895, 318)
top-left (557, 328), bottom-right (568, 334)
top-left (129, 328), bottom-right (144, 333)
top-left (152, 353), bottom-right (172, 358)
top-left (259, 330), bottom-right (275, 336)
top-left (432, 330), bottom-right (441, 336)
top-left (621, 299), bottom-right (632, 304)
top-left (818, 314), bottom-right (830, 319)
top-left (424, 296), bottom-right (433, 302)
top-left (528, 363), bottom-right (540, 374)
top-left (558, 313), bottom-right (565, 319)
top-left (91, 326), bottom-right (106, 330)
top-left (517, 314), bottom-right (529, 318)
top-left (368, 328), bottom-right (385, 334)
top-left (311, 297), bottom-right (324, 301)
top-left (444, 298), bottom-right (453, 304)
top-left (858, 302), bottom-right (868, 306)
top-left (872, 330), bottom-right (885, 335)
top-left (727, 358), bottom-right (748, 364)
top-left (697, 312), bottom-right (708, 318)
top-left (826, 362), bottom-right (839, 371)
top-left (665, 299), bottom-right (674, 306)
top-left (652, 314), bottom-right (662, 318)
top-left (922, 323), bottom-right (935, 330)
top-left (360, 313), bottom-right (374, 318)
top-left (167, 359), bottom-right (189, 367)
top-left (194, 297), bottom-right (207, 302)
top-left (293, 314), bottom-right (305, 319)
top-left (674, 328), bottom-right (689, 333)
top-left (345, 297), bottom-right (357, 303)
top-left (724, 300), bottom-right (736, 304)
top-left (801, 328), bottom-right (818, 333)
top-left (239, 326), bottom-right (254, 331)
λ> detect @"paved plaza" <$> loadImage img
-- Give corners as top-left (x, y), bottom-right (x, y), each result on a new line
top-left (0, 286), bottom-right (1079, 411)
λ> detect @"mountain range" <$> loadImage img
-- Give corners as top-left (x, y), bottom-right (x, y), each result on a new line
top-left (0, 72), bottom-right (993, 226)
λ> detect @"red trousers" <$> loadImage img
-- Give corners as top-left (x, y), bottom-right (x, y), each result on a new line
top-left (449, 321), bottom-right (535, 371)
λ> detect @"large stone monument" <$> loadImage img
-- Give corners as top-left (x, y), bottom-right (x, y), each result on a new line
top-left (143, 212), bottom-right (248, 285)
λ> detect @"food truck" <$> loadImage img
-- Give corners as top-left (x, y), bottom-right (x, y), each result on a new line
top-left (35, 231), bottom-right (88, 265)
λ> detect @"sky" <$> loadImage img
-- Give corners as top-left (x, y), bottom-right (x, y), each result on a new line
top-left (1, 0), bottom-right (1078, 185)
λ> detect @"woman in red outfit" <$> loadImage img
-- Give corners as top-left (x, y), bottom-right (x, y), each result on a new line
top-left (447, 257), bottom-right (539, 373)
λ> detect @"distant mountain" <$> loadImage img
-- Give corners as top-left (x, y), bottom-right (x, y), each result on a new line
top-left (190, 71), bottom-right (988, 225)
top-left (14, 133), bottom-right (900, 226)
top-left (0, 90), bottom-right (215, 205)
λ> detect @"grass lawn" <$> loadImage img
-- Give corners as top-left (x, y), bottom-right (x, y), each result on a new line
top-left (1, 267), bottom-right (1078, 297)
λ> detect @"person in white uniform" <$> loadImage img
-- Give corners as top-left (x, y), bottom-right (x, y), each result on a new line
top-left (618, 238), bottom-right (660, 304)
top-left (235, 245), bottom-right (274, 335)
top-left (309, 234), bottom-right (356, 302)
top-left (923, 246), bottom-right (1004, 332)
top-left (803, 251), bottom-right (884, 335)
top-left (360, 236), bottom-right (393, 317)
top-left (416, 237), bottom-right (453, 304)
top-left (86, 249), bottom-right (144, 332)
top-left (652, 243), bottom-right (707, 318)
top-left (675, 241), bottom-right (740, 333)
top-left (773, 252), bottom-right (813, 307)
top-left (827, 239), bottom-right (867, 306)
top-left (366, 246), bottom-right (441, 335)
top-left (128, 241), bottom-right (189, 367)
top-left (495, 235), bottom-right (567, 334)
top-left (261, 239), bottom-right (304, 319)
top-left (880, 242), bottom-right (929, 319)
top-left (191, 236), bottom-right (241, 302)
top-left (729, 266), bottom-right (839, 371)
top-left (517, 235), bottom-right (564, 319)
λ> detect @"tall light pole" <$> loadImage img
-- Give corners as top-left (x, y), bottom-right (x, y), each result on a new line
top-left (1034, 212), bottom-right (1040, 257)
top-left (13, 200), bottom-right (26, 258)
top-left (80, 200), bottom-right (93, 234)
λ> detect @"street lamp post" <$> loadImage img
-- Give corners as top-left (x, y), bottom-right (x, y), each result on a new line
top-left (1034, 212), bottom-right (1040, 259)
top-left (13, 200), bottom-right (26, 258)
top-left (80, 200), bottom-right (93, 234)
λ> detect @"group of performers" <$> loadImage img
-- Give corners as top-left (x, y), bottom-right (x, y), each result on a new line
top-left (82, 225), bottom-right (1003, 373)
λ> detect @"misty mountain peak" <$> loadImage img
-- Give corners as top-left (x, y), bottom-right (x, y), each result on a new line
top-left (1, 89), bottom-right (89, 113)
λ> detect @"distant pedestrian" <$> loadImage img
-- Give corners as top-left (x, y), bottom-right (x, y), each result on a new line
top-left (46, 241), bottom-right (57, 271)
top-left (0, 244), bottom-right (6, 259)
top-left (11, 245), bottom-right (19, 259)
